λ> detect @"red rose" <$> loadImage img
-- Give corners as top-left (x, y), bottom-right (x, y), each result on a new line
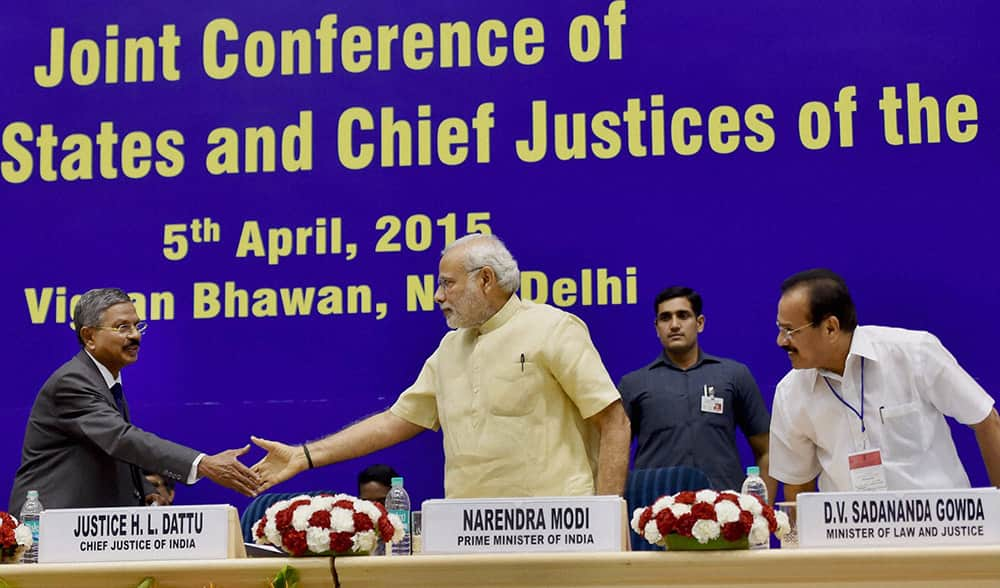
top-left (674, 491), bottom-right (697, 505)
top-left (738, 511), bottom-right (754, 534)
top-left (254, 516), bottom-right (268, 539)
top-left (674, 513), bottom-right (697, 537)
top-left (654, 508), bottom-right (676, 536)
top-left (274, 508), bottom-right (296, 532)
top-left (691, 502), bottom-right (717, 521)
top-left (715, 494), bottom-right (740, 505)
top-left (353, 512), bottom-right (375, 532)
top-left (762, 505), bottom-right (778, 532)
top-left (308, 510), bottom-right (332, 529)
top-left (282, 530), bottom-right (308, 556)
top-left (377, 515), bottom-right (396, 542)
top-left (721, 521), bottom-right (746, 542)
top-left (637, 507), bottom-right (653, 533)
top-left (334, 499), bottom-right (355, 510)
top-left (329, 531), bottom-right (354, 553)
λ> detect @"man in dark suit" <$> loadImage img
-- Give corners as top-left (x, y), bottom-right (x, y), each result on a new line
top-left (9, 288), bottom-right (260, 514)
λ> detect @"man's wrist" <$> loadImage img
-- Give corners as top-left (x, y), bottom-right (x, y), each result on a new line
top-left (301, 443), bottom-right (315, 469)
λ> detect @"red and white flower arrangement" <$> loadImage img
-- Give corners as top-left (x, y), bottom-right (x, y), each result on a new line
top-left (630, 489), bottom-right (791, 548)
top-left (253, 494), bottom-right (404, 556)
top-left (0, 512), bottom-right (34, 563)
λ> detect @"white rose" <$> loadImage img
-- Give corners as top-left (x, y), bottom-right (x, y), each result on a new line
top-left (651, 495), bottom-right (675, 514)
top-left (695, 490), bottom-right (719, 504)
top-left (630, 508), bottom-right (647, 533)
top-left (774, 510), bottom-right (791, 538)
top-left (642, 520), bottom-right (662, 545)
top-left (14, 525), bottom-right (33, 548)
top-left (305, 526), bottom-right (332, 553)
top-left (738, 495), bottom-right (764, 515)
top-left (292, 504), bottom-right (320, 531)
top-left (691, 519), bottom-right (721, 544)
top-left (330, 507), bottom-right (356, 533)
top-left (353, 529), bottom-right (378, 553)
top-left (387, 513), bottom-right (405, 543)
top-left (668, 503), bottom-right (692, 518)
top-left (749, 518), bottom-right (770, 544)
top-left (355, 500), bottom-right (383, 523)
top-left (264, 499), bottom-right (292, 520)
top-left (311, 495), bottom-right (337, 510)
top-left (714, 501), bottom-right (742, 524)
top-left (263, 517), bottom-right (283, 547)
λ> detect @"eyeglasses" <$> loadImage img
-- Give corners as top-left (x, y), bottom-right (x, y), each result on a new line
top-left (92, 321), bottom-right (148, 336)
top-left (776, 321), bottom-right (813, 341)
top-left (436, 266), bottom-right (485, 293)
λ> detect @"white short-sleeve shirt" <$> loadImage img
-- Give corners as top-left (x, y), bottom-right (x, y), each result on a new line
top-left (769, 326), bottom-right (994, 492)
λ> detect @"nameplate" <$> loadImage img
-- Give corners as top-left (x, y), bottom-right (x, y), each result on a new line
top-left (421, 496), bottom-right (626, 554)
top-left (39, 504), bottom-right (233, 563)
top-left (798, 488), bottom-right (1000, 548)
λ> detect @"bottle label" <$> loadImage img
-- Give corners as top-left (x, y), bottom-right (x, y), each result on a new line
top-left (25, 519), bottom-right (40, 540)
top-left (390, 509), bottom-right (410, 529)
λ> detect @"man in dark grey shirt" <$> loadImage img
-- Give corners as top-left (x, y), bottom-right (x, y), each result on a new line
top-left (618, 286), bottom-right (774, 495)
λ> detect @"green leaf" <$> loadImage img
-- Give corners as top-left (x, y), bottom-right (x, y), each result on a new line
top-left (270, 564), bottom-right (300, 588)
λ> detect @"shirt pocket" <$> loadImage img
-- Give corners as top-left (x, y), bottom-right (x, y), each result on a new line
top-left (488, 358), bottom-right (543, 417)
top-left (701, 385), bottom-right (735, 429)
top-left (880, 401), bottom-right (929, 460)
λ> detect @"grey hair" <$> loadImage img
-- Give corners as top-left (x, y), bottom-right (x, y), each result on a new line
top-left (443, 234), bottom-right (520, 293)
top-left (73, 288), bottom-right (132, 346)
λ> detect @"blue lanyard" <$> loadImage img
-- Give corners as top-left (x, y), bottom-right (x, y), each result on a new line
top-left (823, 357), bottom-right (866, 435)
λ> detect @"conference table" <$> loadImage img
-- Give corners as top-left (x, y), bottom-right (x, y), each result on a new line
top-left (1, 546), bottom-right (998, 587)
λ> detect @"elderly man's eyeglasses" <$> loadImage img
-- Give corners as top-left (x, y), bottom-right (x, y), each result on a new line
top-left (776, 321), bottom-right (813, 341)
top-left (92, 321), bottom-right (148, 336)
top-left (436, 266), bottom-right (485, 293)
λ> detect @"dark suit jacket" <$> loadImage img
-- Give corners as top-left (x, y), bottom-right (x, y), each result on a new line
top-left (9, 350), bottom-right (200, 514)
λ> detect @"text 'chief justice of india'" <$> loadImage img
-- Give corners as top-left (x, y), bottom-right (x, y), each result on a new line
top-left (251, 234), bottom-right (631, 498)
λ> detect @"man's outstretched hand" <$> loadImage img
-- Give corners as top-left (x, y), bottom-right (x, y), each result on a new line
top-left (197, 444), bottom-right (262, 497)
top-left (250, 436), bottom-right (307, 493)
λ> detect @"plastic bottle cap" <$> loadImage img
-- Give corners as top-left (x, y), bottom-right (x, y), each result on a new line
top-left (27, 490), bottom-right (38, 499)
top-left (391, 477), bottom-right (404, 486)
top-left (746, 466), bottom-right (760, 476)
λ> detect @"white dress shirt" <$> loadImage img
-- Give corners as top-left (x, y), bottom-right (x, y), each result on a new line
top-left (770, 326), bottom-right (994, 492)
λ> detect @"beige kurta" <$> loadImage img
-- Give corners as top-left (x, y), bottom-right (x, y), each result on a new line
top-left (391, 295), bottom-right (620, 498)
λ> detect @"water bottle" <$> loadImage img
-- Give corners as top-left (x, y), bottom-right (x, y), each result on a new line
top-left (19, 490), bottom-right (43, 563)
top-left (384, 477), bottom-right (411, 556)
top-left (741, 466), bottom-right (769, 550)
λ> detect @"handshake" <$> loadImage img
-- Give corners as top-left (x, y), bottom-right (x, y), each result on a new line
top-left (196, 437), bottom-right (314, 497)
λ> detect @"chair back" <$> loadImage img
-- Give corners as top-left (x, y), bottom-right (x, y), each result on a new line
top-left (240, 490), bottom-right (333, 542)
top-left (625, 467), bottom-right (712, 551)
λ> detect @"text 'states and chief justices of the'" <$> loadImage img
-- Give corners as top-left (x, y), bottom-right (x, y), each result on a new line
top-left (9, 235), bottom-right (1000, 515)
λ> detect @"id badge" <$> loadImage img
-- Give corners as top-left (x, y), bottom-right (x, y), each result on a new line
top-left (700, 395), bottom-right (724, 414)
top-left (848, 448), bottom-right (888, 491)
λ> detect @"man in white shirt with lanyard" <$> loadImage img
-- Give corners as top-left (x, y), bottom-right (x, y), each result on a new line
top-left (769, 269), bottom-right (1000, 502)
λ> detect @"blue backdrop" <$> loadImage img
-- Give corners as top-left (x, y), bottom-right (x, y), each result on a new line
top-left (2, 1), bottom-right (997, 513)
